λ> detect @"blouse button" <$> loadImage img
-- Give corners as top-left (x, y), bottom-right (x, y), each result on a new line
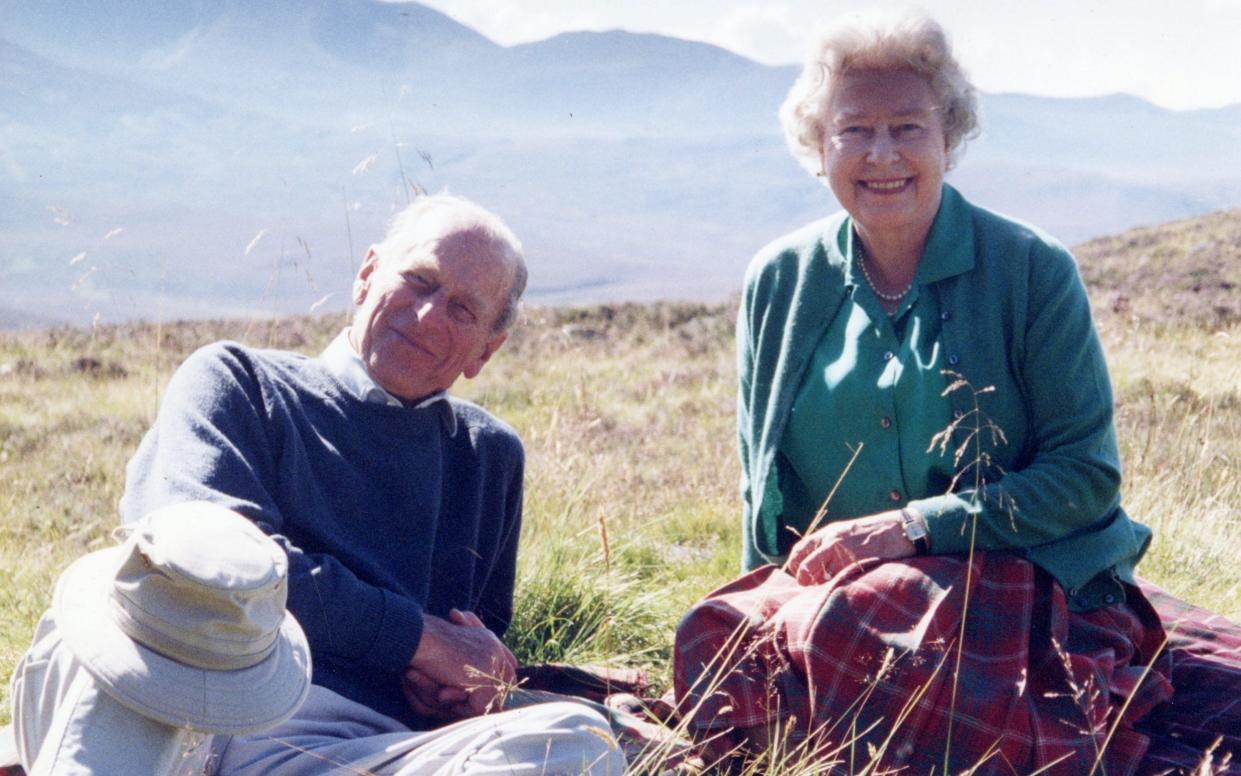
top-left (888, 489), bottom-right (902, 502)
top-left (880, 416), bottom-right (892, 429)
top-left (948, 354), bottom-right (960, 366)
top-left (941, 311), bottom-right (952, 321)
top-left (883, 351), bottom-right (894, 361)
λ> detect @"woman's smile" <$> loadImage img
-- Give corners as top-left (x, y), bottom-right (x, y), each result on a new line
top-left (859, 178), bottom-right (912, 193)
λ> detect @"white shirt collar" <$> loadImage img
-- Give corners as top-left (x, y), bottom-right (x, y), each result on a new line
top-left (319, 330), bottom-right (456, 435)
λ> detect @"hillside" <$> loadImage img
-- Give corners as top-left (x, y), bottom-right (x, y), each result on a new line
top-left (1076, 206), bottom-right (1241, 328)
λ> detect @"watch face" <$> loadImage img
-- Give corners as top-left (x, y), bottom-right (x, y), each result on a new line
top-left (903, 511), bottom-right (933, 553)
top-left (901, 511), bottom-right (928, 545)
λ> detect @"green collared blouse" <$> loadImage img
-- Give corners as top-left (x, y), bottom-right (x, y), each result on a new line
top-left (737, 185), bottom-right (1150, 610)
top-left (778, 246), bottom-right (954, 532)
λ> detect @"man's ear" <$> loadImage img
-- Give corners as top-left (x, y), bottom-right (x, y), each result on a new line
top-left (463, 331), bottom-right (508, 380)
top-left (353, 247), bottom-right (380, 304)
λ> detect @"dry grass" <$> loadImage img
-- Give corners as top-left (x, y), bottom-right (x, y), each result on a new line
top-left (1, 291), bottom-right (1238, 773)
top-left (1102, 322), bottom-right (1241, 618)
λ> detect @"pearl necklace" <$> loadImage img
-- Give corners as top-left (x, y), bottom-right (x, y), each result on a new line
top-left (856, 241), bottom-right (914, 303)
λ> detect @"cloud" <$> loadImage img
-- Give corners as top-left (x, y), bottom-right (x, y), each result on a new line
top-left (413, 0), bottom-right (612, 45)
top-left (707, 4), bottom-right (803, 65)
top-left (140, 26), bottom-right (203, 71)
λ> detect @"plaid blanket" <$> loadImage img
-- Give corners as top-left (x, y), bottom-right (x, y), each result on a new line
top-left (675, 552), bottom-right (1183, 775)
top-left (1135, 581), bottom-right (1241, 775)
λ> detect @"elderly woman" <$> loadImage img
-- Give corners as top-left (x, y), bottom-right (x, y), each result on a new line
top-left (674, 13), bottom-right (1240, 775)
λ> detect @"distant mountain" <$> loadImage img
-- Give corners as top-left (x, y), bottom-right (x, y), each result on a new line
top-left (1, 0), bottom-right (1239, 327)
top-left (502, 31), bottom-right (791, 136)
top-left (969, 92), bottom-right (1241, 180)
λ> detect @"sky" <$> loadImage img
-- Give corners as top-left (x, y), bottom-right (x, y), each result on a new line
top-left (411, 0), bottom-right (1241, 111)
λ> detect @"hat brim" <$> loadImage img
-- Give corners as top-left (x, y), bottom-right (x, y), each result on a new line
top-left (53, 546), bottom-right (312, 735)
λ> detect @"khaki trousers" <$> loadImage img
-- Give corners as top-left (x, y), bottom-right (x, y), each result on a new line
top-left (11, 614), bottom-right (625, 776)
top-left (218, 686), bottom-right (625, 775)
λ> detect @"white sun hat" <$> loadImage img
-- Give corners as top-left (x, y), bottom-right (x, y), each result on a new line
top-left (52, 501), bottom-right (312, 735)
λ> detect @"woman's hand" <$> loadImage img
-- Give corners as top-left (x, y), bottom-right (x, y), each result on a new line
top-left (785, 510), bottom-right (918, 586)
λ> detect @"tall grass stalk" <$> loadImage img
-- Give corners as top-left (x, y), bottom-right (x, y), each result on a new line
top-left (928, 373), bottom-right (1007, 772)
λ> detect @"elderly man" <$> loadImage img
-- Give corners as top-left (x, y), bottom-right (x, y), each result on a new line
top-left (113, 194), bottom-right (625, 775)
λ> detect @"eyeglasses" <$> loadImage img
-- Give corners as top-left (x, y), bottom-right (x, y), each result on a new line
top-left (827, 108), bottom-right (942, 151)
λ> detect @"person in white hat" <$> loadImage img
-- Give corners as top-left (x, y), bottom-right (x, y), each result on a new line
top-left (10, 501), bottom-right (313, 775)
top-left (12, 502), bottom-right (622, 776)
top-left (105, 195), bottom-right (626, 775)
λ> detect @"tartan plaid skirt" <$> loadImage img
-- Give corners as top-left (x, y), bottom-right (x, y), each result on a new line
top-left (674, 550), bottom-right (1239, 775)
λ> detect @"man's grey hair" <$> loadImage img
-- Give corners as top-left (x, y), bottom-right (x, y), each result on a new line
top-left (780, 11), bottom-right (980, 176)
top-left (375, 194), bottom-right (528, 333)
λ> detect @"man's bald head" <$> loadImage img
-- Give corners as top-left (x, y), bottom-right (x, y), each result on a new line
top-left (371, 195), bottom-right (527, 333)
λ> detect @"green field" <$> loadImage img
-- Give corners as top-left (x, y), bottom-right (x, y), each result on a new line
top-left (2, 209), bottom-right (1239, 772)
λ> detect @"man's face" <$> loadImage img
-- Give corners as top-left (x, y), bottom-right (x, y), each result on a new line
top-left (349, 220), bottom-right (513, 401)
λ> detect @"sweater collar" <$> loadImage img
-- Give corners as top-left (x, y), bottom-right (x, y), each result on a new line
top-left (916, 183), bottom-right (975, 284)
top-left (320, 330), bottom-right (457, 435)
top-left (837, 183), bottom-right (976, 286)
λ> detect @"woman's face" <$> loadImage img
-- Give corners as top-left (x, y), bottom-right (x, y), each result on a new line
top-left (820, 69), bottom-right (948, 242)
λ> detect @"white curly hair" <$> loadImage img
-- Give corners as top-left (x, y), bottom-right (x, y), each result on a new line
top-left (779, 12), bottom-right (980, 176)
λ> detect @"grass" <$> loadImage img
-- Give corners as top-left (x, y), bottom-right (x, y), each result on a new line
top-left (2, 265), bottom-right (1239, 772)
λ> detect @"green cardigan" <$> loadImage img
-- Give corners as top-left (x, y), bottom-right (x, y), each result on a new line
top-left (737, 185), bottom-right (1150, 611)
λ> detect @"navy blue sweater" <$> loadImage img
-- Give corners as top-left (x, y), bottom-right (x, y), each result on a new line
top-left (119, 342), bottom-right (524, 728)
